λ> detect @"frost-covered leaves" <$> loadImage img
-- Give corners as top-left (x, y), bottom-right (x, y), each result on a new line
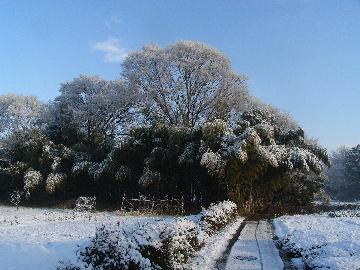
top-left (0, 94), bottom-right (42, 138)
top-left (201, 108), bottom-right (329, 177)
top-left (199, 200), bottom-right (237, 233)
top-left (79, 222), bottom-right (157, 270)
top-left (2, 128), bottom-right (72, 197)
top-left (328, 209), bottom-right (360, 218)
top-left (200, 150), bottom-right (225, 178)
top-left (197, 109), bottom-right (329, 210)
top-left (9, 189), bottom-right (23, 208)
top-left (202, 119), bottom-right (231, 143)
top-left (115, 165), bottom-right (132, 182)
top-left (23, 170), bottom-right (42, 196)
top-left (45, 173), bottom-right (66, 194)
top-left (74, 196), bottom-right (96, 212)
top-left (160, 219), bottom-right (209, 269)
top-left (75, 201), bottom-right (237, 270)
top-left (178, 143), bottom-right (197, 166)
top-left (72, 159), bottom-right (110, 180)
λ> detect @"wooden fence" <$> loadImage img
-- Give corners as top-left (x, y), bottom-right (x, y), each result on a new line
top-left (120, 194), bottom-right (185, 215)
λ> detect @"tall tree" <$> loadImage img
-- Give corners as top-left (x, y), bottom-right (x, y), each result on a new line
top-left (325, 145), bottom-right (360, 200)
top-left (122, 41), bottom-right (248, 128)
top-left (0, 94), bottom-right (42, 139)
top-left (199, 106), bottom-right (330, 212)
top-left (53, 75), bottom-right (138, 154)
top-left (344, 145), bottom-right (360, 198)
top-left (324, 146), bottom-right (348, 199)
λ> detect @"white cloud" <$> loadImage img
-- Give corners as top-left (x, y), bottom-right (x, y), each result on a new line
top-left (92, 38), bottom-right (127, 63)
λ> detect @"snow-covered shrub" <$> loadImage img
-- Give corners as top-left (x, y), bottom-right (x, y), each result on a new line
top-left (199, 200), bottom-right (237, 233)
top-left (79, 223), bottom-right (159, 270)
top-left (72, 160), bottom-right (108, 180)
top-left (45, 173), bottom-right (65, 194)
top-left (73, 201), bottom-right (236, 270)
top-left (75, 196), bottom-right (96, 212)
top-left (23, 169), bottom-right (42, 196)
top-left (9, 189), bottom-right (23, 210)
top-left (159, 219), bottom-right (209, 269)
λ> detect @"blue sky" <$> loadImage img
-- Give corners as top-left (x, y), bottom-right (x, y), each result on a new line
top-left (0, 0), bottom-right (359, 150)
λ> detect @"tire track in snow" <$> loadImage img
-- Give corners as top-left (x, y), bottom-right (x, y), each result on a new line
top-left (254, 221), bottom-right (264, 270)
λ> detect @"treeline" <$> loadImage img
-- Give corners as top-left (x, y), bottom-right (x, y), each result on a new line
top-left (325, 145), bottom-right (360, 201)
top-left (0, 41), bottom-right (330, 212)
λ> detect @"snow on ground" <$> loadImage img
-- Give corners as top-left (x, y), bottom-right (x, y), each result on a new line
top-left (274, 211), bottom-right (360, 270)
top-left (226, 220), bottom-right (283, 270)
top-left (186, 217), bottom-right (244, 270)
top-left (313, 200), bottom-right (360, 207)
top-left (0, 206), bottom-right (168, 270)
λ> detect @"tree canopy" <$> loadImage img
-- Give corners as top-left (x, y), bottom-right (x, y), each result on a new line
top-left (122, 41), bottom-right (248, 128)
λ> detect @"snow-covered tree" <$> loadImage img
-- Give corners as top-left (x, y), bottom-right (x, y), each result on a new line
top-left (0, 94), bottom-right (42, 139)
top-left (344, 145), bottom-right (360, 183)
top-left (199, 106), bottom-right (330, 212)
top-left (54, 75), bottom-right (139, 151)
top-left (122, 41), bottom-right (249, 128)
top-left (343, 145), bottom-right (360, 199)
top-left (324, 146), bottom-right (349, 199)
top-left (325, 145), bottom-right (360, 200)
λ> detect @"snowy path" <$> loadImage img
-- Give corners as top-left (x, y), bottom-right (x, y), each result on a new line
top-left (225, 220), bottom-right (283, 270)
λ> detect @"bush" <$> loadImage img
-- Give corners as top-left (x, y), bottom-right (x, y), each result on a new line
top-left (79, 222), bottom-right (158, 270)
top-left (74, 196), bottom-right (96, 212)
top-left (199, 200), bottom-right (237, 233)
top-left (64, 201), bottom-right (237, 270)
top-left (159, 219), bottom-right (208, 269)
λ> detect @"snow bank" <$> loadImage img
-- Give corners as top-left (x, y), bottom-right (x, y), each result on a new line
top-left (274, 211), bottom-right (360, 269)
top-left (0, 201), bottom-right (240, 270)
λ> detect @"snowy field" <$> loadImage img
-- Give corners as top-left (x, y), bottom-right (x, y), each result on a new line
top-left (0, 206), bottom-right (168, 270)
top-left (0, 205), bottom-right (245, 270)
top-left (274, 210), bottom-right (360, 270)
